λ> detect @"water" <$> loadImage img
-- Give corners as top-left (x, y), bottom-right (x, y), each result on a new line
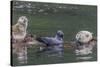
top-left (11, 1), bottom-right (97, 66)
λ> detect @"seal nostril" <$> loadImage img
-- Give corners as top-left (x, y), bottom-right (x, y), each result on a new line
top-left (86, 35), bottom-right (89, 37)
top-left (24, 20), bottom-right (26, 23)
top-left (79, 38), bottom-right (81, 40)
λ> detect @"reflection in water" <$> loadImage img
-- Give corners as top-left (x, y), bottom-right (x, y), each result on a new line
top-left (75, 45), bottom-right (93, 55)
top-left (76, 56), bottom-right (93, 60)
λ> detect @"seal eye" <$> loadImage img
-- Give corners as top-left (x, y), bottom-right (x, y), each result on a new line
top-left (86, 34), bottom-right (89, 37)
